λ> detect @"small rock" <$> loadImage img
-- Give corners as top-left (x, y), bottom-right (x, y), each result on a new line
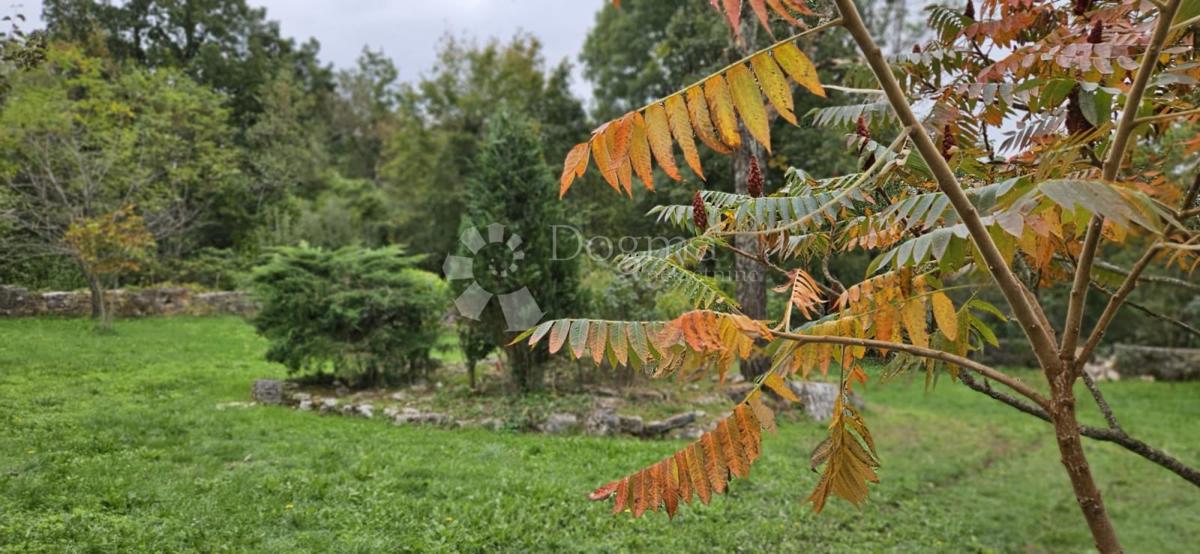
top-left (618, 415), bottom-right (644, 435)
top-left (298, 399), bottom-right (313, 411)
top-left (357, 404), bottom-right (374, 418)
top-left (787, 381), bottom-right (850, 422)
top-left (251, 379), bottom-right (285, 405)
top-left (319, 398), bottom-right (338, 414)
top-left (389, 391), bottom-right (408, 401)
top-left (585, 407), bottom-right (620, 436)
top-left (591, 386), bottom-right (619, 398)
top-left (626, 388), bottom-right (668, 402)
top-left (479, 417), bottom-right (505, 431)
top-left (383, 406), bottom-right (400, 419)
top-left (334, 385), bottom-right (350, 398)
top-left (541, 412), bottom-right (579, 434)
top-left (393, 411), bottom-right (451, 426)
top-left (642, 411), bottom-right (702, 437)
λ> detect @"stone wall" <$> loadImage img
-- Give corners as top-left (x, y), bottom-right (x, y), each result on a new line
top-left (0, 284), bottom-right (256, 318)
top-left (1112, 343), bottom-right (1200, 381)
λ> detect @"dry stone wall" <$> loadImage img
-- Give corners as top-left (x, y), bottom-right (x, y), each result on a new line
top-left (0, 285), bottom-right (256, 317)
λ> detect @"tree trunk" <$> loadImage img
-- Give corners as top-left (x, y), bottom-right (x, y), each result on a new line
top-left (467, 359), bottom-right (477, 391)
top-left (84, 268), bottom-right (103, 319)
top-left (734, 134), bottom-right (770, 381)
top-left (1048, 370), bottom-right (1123, 552)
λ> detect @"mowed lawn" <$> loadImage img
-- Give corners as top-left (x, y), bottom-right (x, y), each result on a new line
top-left (1, 318), bottom-right (1197, 553)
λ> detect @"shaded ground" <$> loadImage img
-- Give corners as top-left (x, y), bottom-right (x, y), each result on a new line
top-left (1, 317), bottom-right (1197, 552)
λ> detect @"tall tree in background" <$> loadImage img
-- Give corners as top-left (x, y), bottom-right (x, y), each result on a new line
top-left (41, 0), bottom-right (334, 131)
top-left (379, 34), bottom-right (587, 265)
top-left (457, 110), bottom-right (581, 392)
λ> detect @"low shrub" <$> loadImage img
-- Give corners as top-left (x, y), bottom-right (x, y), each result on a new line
top-left (250, 245), bottom-right (449, 387)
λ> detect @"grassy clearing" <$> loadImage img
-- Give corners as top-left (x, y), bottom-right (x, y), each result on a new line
top-left (0, 317), bottom-right (1197, 552)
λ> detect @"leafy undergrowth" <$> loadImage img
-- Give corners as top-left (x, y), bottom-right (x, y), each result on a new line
top-left (1, 317), bottom-right (1196, 552)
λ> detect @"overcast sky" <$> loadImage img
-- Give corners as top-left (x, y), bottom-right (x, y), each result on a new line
top-left (16, 0), bottom-right (602, 101)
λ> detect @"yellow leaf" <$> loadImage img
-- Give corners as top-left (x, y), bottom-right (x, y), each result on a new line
top-left (726, 63), bottom-right (771, 152)
top-left (931, 292), bottom-right (958, 341)
top-left (559, 142), bottom-right (589, 197)
top-left (703, 74), bottom-right (742, 149)
top-left (628, 112), bottom-right (654, 190)
top-left (750, 52), bottom-right (796, 125)
top-left (644, 103), bottom-right (682, 181)
top-left (685, 86), bottom-right (731, 154)
top-left (763, 372), bottom-right (799, 402)
top-left (773, 42), bottom-right (825, 97)
top-left (901, 296), bottom-right (929, 348)
top-left (664, 95), bottom-right (705, 180)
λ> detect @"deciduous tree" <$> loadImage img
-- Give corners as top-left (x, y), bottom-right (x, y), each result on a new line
top-left (537, 1), bottom-right (1200, 550)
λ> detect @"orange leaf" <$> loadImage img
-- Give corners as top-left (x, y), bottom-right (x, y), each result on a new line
top-left (701, 431), bottom-right (727, 494)
top-left (687, 444), bottom-right (711, 504)
top-left (767, 0), bottom-right (803, 26)
top-left (608, 113), bottom-right (634, 173)
top-left (749, 0), bottom-right (774, 37)
top-left (560, 142), bottom-right (590, 197)
top-left (590, 127), bottom-right (620, 192)
top-left (644, 103), bottom-right (682, 181)
top-left (685, 86), bottom-right (732, 154)
top-left (628, 112), bottom-right (654, 191)
top-left (721, 0), bottom-right (742, 39)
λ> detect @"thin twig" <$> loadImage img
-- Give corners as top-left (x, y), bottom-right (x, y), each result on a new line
top-left (1134, 106), bottom-right (1200, 125)
top-left (1076, 244), bottom-right (1161, 367)
top-left (1080, 371), bottom-right (1122, 432)
top-left (1088, 281), bottom-right (1200, 339)
top-left (1093, 259), bottom-right (1200, 293)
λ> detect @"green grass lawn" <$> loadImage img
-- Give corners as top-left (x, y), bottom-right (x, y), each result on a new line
top-left (1, 317), bottom-right (1197, 553)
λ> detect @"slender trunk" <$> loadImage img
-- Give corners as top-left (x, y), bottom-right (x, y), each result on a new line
top-left (830, 0), bottom-right (1122, 548)
top-left (467, 359), bottom-right (477, 391)
top-left (734, 134), bottom-right (770, 381)
top-left (96, 279), bottom-right (111, 333)
top-left (1049, 370), bottom-right (1122, 552)
top-left (84, 269), bottom-right (103, 319)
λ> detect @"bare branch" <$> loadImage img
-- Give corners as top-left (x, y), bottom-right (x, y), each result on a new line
top-left (1077, 244), bottom-right (1161, 366)
top-left (959, 372), bottom-right (1200, 488)
top-left (774, 330), bottom-right (1051, 410)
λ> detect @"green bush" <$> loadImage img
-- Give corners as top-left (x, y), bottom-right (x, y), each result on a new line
top-left (249, 245), bottom-right (449, 387)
